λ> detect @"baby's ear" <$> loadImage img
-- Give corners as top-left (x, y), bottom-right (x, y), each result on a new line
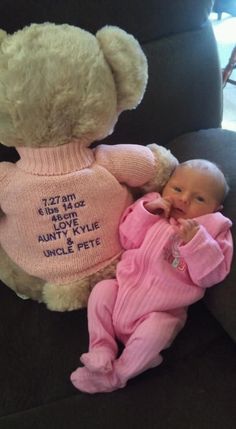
top-left (216, 204), bottom-right (223, 212)
top-left (96, 26), bottom-right (148, 113)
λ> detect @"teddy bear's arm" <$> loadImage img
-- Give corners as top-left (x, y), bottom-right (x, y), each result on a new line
top-left (94, 143), bottom-right (177, 190)
top-left (94, 144), bottom-right (155, 187)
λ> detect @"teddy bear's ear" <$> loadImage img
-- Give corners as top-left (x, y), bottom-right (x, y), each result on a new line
top-left (96, 26), bottom-right (148, 113)
top-left (0, 29), bottom-right (7, 44)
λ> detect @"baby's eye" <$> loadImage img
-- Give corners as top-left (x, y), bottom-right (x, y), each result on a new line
top-left (196, 196), bottom-right (205, 202)
top-left (173, 186), bottom-right (181, 192)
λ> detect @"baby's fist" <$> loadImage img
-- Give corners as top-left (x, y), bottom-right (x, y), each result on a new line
top-left (177, 219), bottom-right (200, 243)
top-left (144, 197), bottom-right (172, 218)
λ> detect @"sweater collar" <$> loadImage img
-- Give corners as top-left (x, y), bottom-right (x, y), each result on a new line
top-left (16, 140), bottom-right (94, 175)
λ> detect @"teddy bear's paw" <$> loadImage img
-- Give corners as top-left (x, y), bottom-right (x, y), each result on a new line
top-left (43, 279), bottom-right (91, 312)
top-left (142, 144), bottom-right (179, 192)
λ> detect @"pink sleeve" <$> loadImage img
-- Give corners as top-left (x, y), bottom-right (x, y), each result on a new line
top-left (179, 224), bottom-right (233, 288)
top-left (94, 144), bottom-right (156, 187)
top-left (119, 193), bottom-right (160, 249)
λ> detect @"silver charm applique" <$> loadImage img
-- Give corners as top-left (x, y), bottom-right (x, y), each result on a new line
top-left (164, 234), bottom-right (187, 271)
top-left (172, 257), bottom-right (179, 268)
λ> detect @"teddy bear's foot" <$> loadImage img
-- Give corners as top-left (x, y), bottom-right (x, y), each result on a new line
top-left (43, 278), bottom-right (91, 312)
top-left (0, 245), bottom-right (45, 302)
top-left (43, 259), bottom-right (120, 312)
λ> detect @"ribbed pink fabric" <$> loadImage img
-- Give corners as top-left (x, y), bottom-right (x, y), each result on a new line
top-left (17, 139), bottom-right (94, 175)
top-left (0, 142), bottom-right (156, 283)
top-left (70, 193), bottom-right (233, 393)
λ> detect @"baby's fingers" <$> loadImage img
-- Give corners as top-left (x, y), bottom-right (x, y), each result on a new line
top-left (178, 218), bottom-right (200, 243)
top-left (178, 219), bottom-right (198, 229)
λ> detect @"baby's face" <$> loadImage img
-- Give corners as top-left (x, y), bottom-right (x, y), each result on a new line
top-left (162, 166), bottom-right (222, 219)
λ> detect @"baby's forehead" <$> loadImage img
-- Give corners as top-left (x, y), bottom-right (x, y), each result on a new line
top-left (175, 163), bottom-right (219, 179)
top-left (173, 165), bottom-right (218, 186)
top-left (172, 163), bottom-right (226, 201)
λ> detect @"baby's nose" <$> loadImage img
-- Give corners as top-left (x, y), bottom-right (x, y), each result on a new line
top-left (180, 193), bottom-right (189, 204)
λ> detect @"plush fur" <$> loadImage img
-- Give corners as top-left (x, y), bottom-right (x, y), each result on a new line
top-left (0, 23), bottom-right (147, 148)
top-left (0, 23), bottom-right (177, 311)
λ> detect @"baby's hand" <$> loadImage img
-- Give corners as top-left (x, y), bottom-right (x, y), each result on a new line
top-left (144, 197), bottom-right (172, 218)
top-left (177, 218), bottom-right (200, 243)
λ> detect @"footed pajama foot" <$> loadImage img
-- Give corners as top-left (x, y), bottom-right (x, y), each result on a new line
top-left (80, 350), bottom-right (114, 373)
top-left (70, 366), bottom-right (125, 394)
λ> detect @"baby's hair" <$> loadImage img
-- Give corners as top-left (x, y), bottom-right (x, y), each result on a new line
top-left (179, 159), bottom-right (230, 202)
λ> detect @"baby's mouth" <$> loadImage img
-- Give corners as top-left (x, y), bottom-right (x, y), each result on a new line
top-left (171, 206), bottom-right (185, 217)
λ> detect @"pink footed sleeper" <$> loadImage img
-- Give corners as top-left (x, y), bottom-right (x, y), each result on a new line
top-left (71, 193), bottom-right (233, 393)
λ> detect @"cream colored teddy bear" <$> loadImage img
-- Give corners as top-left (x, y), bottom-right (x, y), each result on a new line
top-left (0, 23), bottom-right (177, 311)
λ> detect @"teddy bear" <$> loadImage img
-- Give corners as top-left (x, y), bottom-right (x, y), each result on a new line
top-left (0, 23), bottom-right (178, 311)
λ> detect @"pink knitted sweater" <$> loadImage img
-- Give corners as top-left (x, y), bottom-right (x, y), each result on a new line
top-left (0, 141), bottom-right (156, 284)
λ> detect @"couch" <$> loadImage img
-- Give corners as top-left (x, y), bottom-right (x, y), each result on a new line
top-left (0, 1), bottom-right (235, 428)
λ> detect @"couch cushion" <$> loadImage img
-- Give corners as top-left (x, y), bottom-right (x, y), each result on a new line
top-left (168, 128), bottom-right (236, 341)
top-left (104, 23), bottom-right (222, 146)
top-left (0, 281), bottom-right (235, 427)
top-left (0, 0), bottom-right (213, 41)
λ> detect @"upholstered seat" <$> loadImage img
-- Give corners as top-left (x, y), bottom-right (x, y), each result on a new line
top-left (0, 1), bottom-right (235, 428)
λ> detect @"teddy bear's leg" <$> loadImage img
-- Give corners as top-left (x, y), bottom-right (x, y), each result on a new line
top-left (43, 277), bottom-right (91, 312)
top-left (0, 245), bottom-right (45, 302)
top-left (43, 257), bottom-right (120, 312)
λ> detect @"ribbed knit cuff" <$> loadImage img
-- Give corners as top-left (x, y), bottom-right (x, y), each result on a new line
top-left (17, 140), bottom-right (94, 175)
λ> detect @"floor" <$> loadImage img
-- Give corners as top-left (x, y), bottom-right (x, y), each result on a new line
top-left (210, 12), bottom-right (236, 131)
